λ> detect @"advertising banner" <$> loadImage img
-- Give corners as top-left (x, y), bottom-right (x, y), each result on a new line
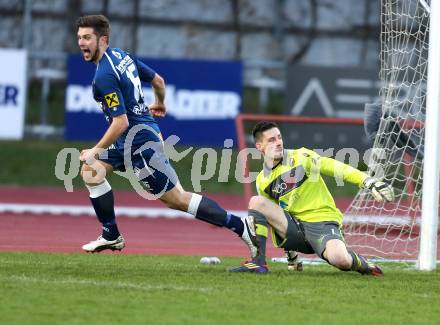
top-left (0, 49), bottom-right (27, 139)
top-left (284, 65), bottom-right (380, 152)
top-left (65, 55), bottom-right (242, 147)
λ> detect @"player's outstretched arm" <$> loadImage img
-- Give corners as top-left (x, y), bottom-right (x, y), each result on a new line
top-left (149, 74), bottom-right (166, 117)
top-left (362, 177), bottom-right (395, 202)
top-left (305, 149), bottom-right (368, 187)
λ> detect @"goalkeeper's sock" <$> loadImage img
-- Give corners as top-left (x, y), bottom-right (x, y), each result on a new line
top-left (86, 180), bottom-right (120, 241)
top-left (188, 194), bottom-right (244, 235)
top-left (249, 209), bottom-right (268, 265)
top-left (349, 251), bottom-right (370, 274)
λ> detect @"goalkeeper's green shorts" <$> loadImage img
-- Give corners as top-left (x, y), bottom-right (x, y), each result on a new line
top-left (272, 211), bottom-right (345, 259)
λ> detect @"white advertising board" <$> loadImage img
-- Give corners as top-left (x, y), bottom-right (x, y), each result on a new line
top-left (0, 49), bottom-right (27, 139)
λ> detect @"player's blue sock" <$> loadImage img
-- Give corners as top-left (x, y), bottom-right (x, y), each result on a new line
top-left (87, 180), bottom-right (120, 241)
top-left (188, 194), bottom-right (244, 236)
top-left (224, 212), bottom-right (245, 236)
top-left (90, 191), bottom-right (120, 240)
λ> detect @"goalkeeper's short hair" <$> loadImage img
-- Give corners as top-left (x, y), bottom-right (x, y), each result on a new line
top-left (252, 121), bottom-right (279, 142)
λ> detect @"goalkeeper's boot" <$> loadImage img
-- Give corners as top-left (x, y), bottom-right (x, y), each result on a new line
top-left (240, 215), bottom-right (259, 259)
top-left (229, 261), bottom-right (269, 274)
top-left (351, 252), bottom-right (383, 276)
top-left (366, 263), bottom-right (383, 276)
top-left (82, 235), bottom-right (125, 253)
top-left (286, 250), bottom-right (303, 272)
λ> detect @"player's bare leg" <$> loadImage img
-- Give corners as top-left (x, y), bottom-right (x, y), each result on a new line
top-left (324, 239), bottom-right (383, 276)
top-left (81, 161), bottom-right (125, 253)
top-left (157, 182), bottom-right (192, 211)
top-left (323, 239), bottom-right (352, 269)
top-left (248, 196), bottom-right (288, 237)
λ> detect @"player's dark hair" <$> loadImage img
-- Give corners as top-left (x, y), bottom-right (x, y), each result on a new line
top-left (252, 121), bottom-right (279, 141)
top-left (76, 15), bottom-right (111, 39)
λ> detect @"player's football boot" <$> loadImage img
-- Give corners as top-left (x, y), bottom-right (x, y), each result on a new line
top-left (228, 261), bottom-right (269, 274)
top-left (240, 215), bottom-right (259, 258)
top-left (366, 263), bottom-right (383, 276)
top-left (82, 235), bottom-right (125, 253)
top-left (354, 253), bottom-right (384, 276)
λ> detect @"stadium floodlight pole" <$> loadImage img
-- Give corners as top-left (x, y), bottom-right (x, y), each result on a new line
top-left (418, 0), bottom-right (440, 271)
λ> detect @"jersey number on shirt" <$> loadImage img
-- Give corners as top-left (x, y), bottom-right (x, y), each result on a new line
top-left (126, 63), bottom-right (146, 114)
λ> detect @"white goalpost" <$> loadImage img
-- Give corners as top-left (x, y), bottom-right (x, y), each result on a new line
top-left (419, 0), bottom-right (440, 270)
top-left (344, 0), bottom-right (439, 270)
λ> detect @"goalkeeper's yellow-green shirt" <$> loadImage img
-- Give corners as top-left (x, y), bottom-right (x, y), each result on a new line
top-left (255, 148), bottom-right (368, 225)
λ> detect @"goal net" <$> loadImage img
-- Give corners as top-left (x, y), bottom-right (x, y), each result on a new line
top-left (344, 0), bottom-right (434, 261)
top-left (235, 0), bottom-right (438, 264)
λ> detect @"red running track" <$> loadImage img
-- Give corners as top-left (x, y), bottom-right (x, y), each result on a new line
top-left (0, 213), bottom-right (284, 257)
top-left (0, 186), bottom-right (351, 257)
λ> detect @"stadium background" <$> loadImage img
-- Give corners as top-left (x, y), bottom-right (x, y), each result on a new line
top-left (3, 2), bottom-right (440, 324)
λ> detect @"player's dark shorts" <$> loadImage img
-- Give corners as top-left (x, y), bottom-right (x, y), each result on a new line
top-left (272, 211), bottom-right (345, 259)
top-left (98, 128), bottom-right (178, 196)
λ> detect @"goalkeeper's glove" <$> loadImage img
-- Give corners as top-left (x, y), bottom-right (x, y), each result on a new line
top-left (363, 177), bottom-right (395, 202)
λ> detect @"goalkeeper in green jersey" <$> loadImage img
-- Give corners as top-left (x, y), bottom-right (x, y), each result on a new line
top-left (229, 121), bottom-right (394, 275)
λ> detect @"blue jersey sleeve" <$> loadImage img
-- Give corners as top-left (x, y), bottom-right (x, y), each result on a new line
top-left (135, 59), bottom-right (156, 82)
top-left (96, 72), bottom-right (127, 117)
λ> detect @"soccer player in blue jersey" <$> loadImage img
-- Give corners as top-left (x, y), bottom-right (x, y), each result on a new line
top-left (76, 15), bottom-right (257, 255)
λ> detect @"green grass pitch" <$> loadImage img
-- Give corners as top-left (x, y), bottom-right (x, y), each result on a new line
top-left (1, 252), bottom-right (439, 324)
